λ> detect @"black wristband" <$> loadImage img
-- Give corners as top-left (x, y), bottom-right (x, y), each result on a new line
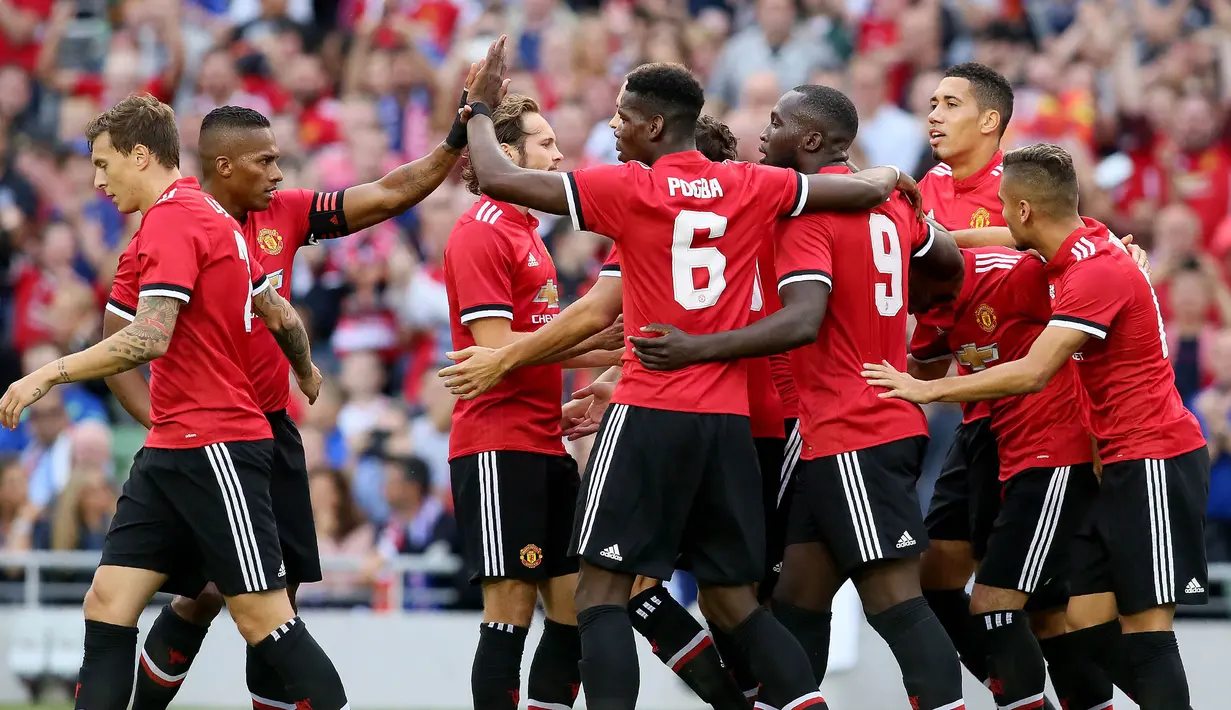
top-left (445, 89), bottom-right (470, 150)
top-left (469, 101), bottom-right (492, 118)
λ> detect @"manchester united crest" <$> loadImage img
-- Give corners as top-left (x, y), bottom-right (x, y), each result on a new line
top-left (975, 303), bottom-right (997, 333)
top-left (257, 228), bottom-right (284, 255)
top-left (519, 544), bottom-right (543, 569)
top-left (970, 207), bottom-right (991, 229)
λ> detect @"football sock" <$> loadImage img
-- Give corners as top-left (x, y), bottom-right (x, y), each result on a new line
top-left (772, 603), bottom-right (832, 685)
top-left (578, 604), bottom-right (640, 710)
top-left (626, 587), bottom-right (748, 710)
top-left (132, 605), bottom-right (209, 710)
top-left (732, 607), bottom-right (827, 710)
top-left (247, 643), bottom-right (295, 709)
top-left (1120, 631), bottom-right (1190, 710)
top-left (251, 617), bottom-right (348, 710)
top-left (866, 597), bottom-right (965, 710)
top-left (1039, 632), bottom-right (1115, 710)
top-left (471, 622), bottom-right (528, 710)
top-left (708, 621), bottom-right (760, 700)
top-left (923, 588), bottom-right (988, 682)
top-left (1070, 620), bottom-right (1136, 699)
top-left (527, 618), bottom-right (582, 709)
top-left (977, 610), bottom-right (1046, 709)
top-left (74, 619), bottom-right (139, 710)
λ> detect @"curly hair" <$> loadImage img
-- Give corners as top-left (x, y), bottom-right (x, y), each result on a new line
top-left (461, 94), bottom-right (542, 196)
top-left (694, 115), bottom-right (738, 162)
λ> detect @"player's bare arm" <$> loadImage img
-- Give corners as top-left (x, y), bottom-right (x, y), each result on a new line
top-left (0, 295), bottom-right (182, 428)
top-left (101, 309), bottom-right (153, 429)
top-left (441, 275), bottom-right (623, 397)
top-left (914, 223), bottom-right (964, 280)
top-left (251, 286), bottom-right (321, 404)
top-left (802, 167), bottom-right (923, 214)
top-left (907, 354), bottom-right (953, 382)
top-left (863, 324), bottom-right (1087, 404)
top-left (950, 225), bottom-right (1152, 273)
top-left (340, 144), bottom-right (464, 233)
top-left (629, 281), bottom-right (830, 370)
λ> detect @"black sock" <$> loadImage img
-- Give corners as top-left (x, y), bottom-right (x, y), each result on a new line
top-left (527, 619), bottom-right (582, 708)
top-left (247, 643), bottom-right (294, 709)
top-left (74, 620), bottom-right (139, 710)
top-left (627, 587), bottom-right (748, 710)
top-left (732, 607), bottom-right (827, 710)
top-left (773, 603), bottom-right (832, 686)
top-left (251, 617), bottom-right (348, 710)
top-left (708, 622), bottom-right (759, 700)
top-left (976, 610), bottom-right (1046, 709)
top-left (472, 622), bottom-right (528, 709)
top-left (1121, 631), bottom-right (1190, 710)
top-left (923, 588), bottom-right (987, 682)
top-left (866, 597), bottom-right (964, 710)
top-left (577, 604), bottom-right (640, 710)
top-left (1039, 633), bottom-right (1114, 710)
top-left (1067, 620), bottom-right (1135, 699)
top-left (131, 605), bottom-right (209, 710)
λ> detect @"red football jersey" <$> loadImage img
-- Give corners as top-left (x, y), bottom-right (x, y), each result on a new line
top-left (563, 152), bottom-right (806, 415)
top-left (1046, 218), bottom-right (1206, 462)
top-left (241, 188), bottom-right (348, 413)
top-left (918, 151), bottom-right (1006, 423)
top-left (776, 167), bottom-right (931, 460)
top-left (600, 243), bottom-right (785, 436)
top-left (106, 237), bottom-right (140, 322)
top-left (911, 248), bottom-right (1092, 479)
top-left (760, 234), bottom-right (799, 420)
top-left (133, 178), bottom-right (271, 448)
top-left (445, 198), bottom-right (565, 459)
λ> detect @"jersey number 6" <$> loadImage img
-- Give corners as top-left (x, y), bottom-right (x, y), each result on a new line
top-left (671, 210), bottom-right (729, 310)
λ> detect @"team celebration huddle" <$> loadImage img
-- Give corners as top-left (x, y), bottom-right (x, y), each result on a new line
top-left (0, 26), bottom-right (1209, 710)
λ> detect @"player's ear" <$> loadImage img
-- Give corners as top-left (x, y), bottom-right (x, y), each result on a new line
top-left (647, 115), bottom-right (664, 141)
top-left (499, 142), bottom-right (517, 163)
top-left (132, 143), bottom-right (150, 170)
top-left (980, 109), bottom-right (1001, 136)
top-left (215, 155), bottom-right (233, 178)
top-left (802, 131), bottom-right (823, 153)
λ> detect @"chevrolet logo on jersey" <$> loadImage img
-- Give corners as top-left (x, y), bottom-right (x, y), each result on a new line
top-left (533, 279), bottom-right (560, 309)
top-left (957, 342), bottom-right (999, 371)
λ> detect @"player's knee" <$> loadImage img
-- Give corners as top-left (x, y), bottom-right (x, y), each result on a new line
top-left (1119, 605), bottom-right (1175, 634)
top-left (630, 576), bottom-right (661, 598)
top-left (1027, 606), bottom-right (1068, 639)
top-left (968, 583), bottom-right (1028, 615)
top-left (919, 541), bottom-right (976, 591)
top-left (226, 589), bottom-right (296, 645)
top-left (1064, 592), bottom-right (1118, 632)
top-left (482, 579), bottom-right (538, 626)
top-left (171, 585), bottom-right (225, 626)
top-left (574, 563), bottom-right (635, 612)
top-left (539, 574), bottom-right (578, 624)
top-left (854, 558), bottom-right (924, 615)
top-left (696, 584), bottom-right (759, 632)
top-left (82, 569), bottom-right (153, 626)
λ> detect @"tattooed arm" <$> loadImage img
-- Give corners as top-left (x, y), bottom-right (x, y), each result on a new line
top-left (101, 308), bottom-right (153, 429)
top-left (339, 143), bottom-right (464, 233)
top-left (252, 286), bottom-right (322, 404)
top-left (0, 296), bottom-right (181, 428)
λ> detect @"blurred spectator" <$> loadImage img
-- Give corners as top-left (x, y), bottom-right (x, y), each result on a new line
top-left (0, 457), bottom-right (36, 571)
top-left (39, 467), bottom-right (115, 553)
top-left (850, 56), bottom-right (926, 168)
top-left (1195, 330), bottom-right (1231, 560)
top-left (408, 369), bottom-right (454, 496)
top-left (369, 455), bottom-right (465, 609)
top-left (303, 467), bottom-right (376, 604)
top-left (1165, 264), bottom-right (1231, 403)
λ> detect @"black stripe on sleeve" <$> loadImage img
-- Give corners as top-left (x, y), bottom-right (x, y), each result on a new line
top-left (598, 263), bottom-right (621, 277)
top-left (251, 273), bottom-right (270, 296)
top-left (777, 269), bottom-right (833, 291)
top-left (565, 173), bottom-right (587, 232)
top-left (459, 303), bottom-right (515, 324)
top-left (106, 297), bottom-right (137, 317)
top-left (1048, 314), bottom-right (1110, 339)
top-left (790, 170), bottom-right (807, 216)
top-left (306, 189), bottom-right (350, 244)
top-left (139, 282), bottom-right (193, 302)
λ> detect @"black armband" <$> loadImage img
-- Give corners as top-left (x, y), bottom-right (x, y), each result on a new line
top-left (446, 88), bottom-right (470, 150)
top-left (469, 102), bottom-right (492, 119)
top-left (305, 190), bottom-right (350, 244)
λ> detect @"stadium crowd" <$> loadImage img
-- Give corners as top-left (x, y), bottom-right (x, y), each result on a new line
top-left (3, 0), bottom-right (1231, 609)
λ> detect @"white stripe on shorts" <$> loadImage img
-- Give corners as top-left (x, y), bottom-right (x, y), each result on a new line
top-left (778, 421), bottom-right (803, 508)
top-left (1147, 459), bottom-right (1175, 604)
top-left (578, 403), bottom-right (629, 554)
top-left (204, 443), bottom-right (267, 592)
top-left (479, 452), bottom-right (505, 577)
top-left (1017, 466), bottom-right (1069, 592)
top-left (837, 452), bottom-right (883, 562)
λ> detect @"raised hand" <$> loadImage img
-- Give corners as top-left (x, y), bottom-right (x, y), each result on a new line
top-left (469, 35), bottom-right (509, 108)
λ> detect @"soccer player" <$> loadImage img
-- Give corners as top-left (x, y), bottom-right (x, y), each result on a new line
top-left (914, 63), bottom-right (1016, 692)
top-left (630, 84), bottom-right (968, 710)
top-left (461, 38), bottom-right (918, 710)
top-left (865, 143), bottom-right (1211, 710)
top-left (907, 248), bottom-right (1105, 710)
top-left (0, 95), bottom-right (349, 710)
top-left (101, 91), bottom-right (473, 710)
top-left (445, 109), bottom-right (754, 710)
top-left (442, 92), bottom-right (622, 710)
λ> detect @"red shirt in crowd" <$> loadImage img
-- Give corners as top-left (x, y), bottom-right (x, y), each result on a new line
top-left (0, 0), bottom-right (53, 72)
top-left (444, 198), bottom-right (565, 459)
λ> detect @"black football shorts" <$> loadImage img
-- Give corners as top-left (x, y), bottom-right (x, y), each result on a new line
top-left (787, 436), bottom-right (930, 576)
top-left (925, 417), bottom-right (1001, 559)
top-left (1070, 447), bottom-right (1211, 615)
top-left (569, 403), bottom-right (765, 587)
top-left (451, 450), bottom-right (580, 584)
top-left (267, 410), bottom-right (322, 586)
top-left (758, 418), bottom-right (801, 602)
top-left (976, 463), bottom-right (1098, 601)
top-left (102, 439), bottom-right (285, 598)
